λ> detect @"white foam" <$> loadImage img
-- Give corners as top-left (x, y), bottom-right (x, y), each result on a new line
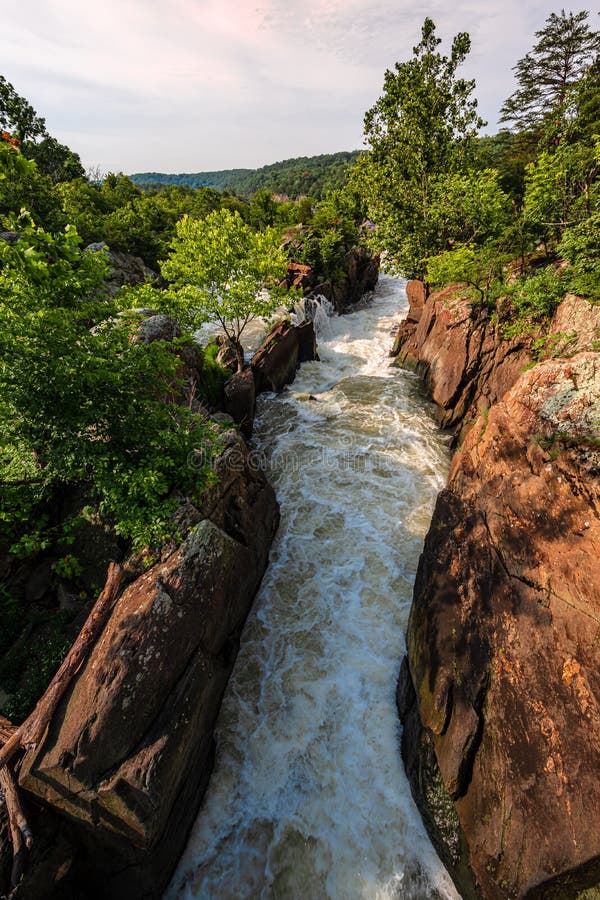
top-left (167, 276), bottom-right (458, 900)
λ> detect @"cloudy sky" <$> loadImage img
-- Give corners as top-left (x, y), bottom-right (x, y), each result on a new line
top-left (2, 0), bottom-right (580, 174)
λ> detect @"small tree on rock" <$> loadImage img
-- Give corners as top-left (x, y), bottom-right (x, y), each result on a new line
top-left (161, 209), bottom-right (289, 372)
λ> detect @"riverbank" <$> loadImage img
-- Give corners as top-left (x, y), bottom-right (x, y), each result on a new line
top-left (168, 276), bottom-right (457, 899)
top-left (394, 281), bottom-right (600, 899)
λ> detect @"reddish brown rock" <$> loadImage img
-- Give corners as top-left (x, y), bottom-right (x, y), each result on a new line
top-left (400, 352), bottom-right (600, 899)
top-left (312, 246), bottom-right (380, 313)
top-left (17, 436), bottom-right (279, 899)
top-left (549, 294), bottom-right (600, 357)
top-left (285, 262), bottom-right (314, 291)
top-left (393, 284), bottom-right (534, 434)
top-left (214, 335), bottom-right (243, 373)
top-left (282, 248), bottom-right (379, 313)
top-left (252, 319), bottom-right (318, 394)
top-left (405, 278), bottom-right (428, 317)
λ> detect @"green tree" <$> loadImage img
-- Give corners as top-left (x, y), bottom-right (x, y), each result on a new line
top-left (425, 242), bottom-right (509, 307)
top-left (161, 209), bottom-right (289, 371)
top-left (0, 135), bottom-right (65, 231)
top-left (298, 190), bottom-right (360, 287)
top-left (354, 17), bottom-right (485, 276)
top-left (0, 218), bottom-right (219, 552)
top-left (248, 189), bottom-right (279, 229)
top-left (0, 144), bottom-right (219, 555)
top-left (523, 138), bottom-right (598, 240)
top-left (500, 10), bottom-right (599, 137)
top-left (0, 75), bottom-right (46, 141)
top-left (22, 134), bottom-right (85, 183)
top-left (56, 177), bottom-right (109, 245)
top-left (573, 55), bottom-right (600, 142)
top-left (0, 76), bottom-right (84, 182)
top-left (559, 209), bottom-right (600, 300)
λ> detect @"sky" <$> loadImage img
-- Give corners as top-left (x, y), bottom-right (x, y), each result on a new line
top-left (1, 0), bottom-right (585, 175)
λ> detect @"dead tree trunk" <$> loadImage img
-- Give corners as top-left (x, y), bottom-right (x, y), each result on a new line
top-left (0, 562), bottom-right (123, 770)
top-left (0, 562), bottom-right (123, 891)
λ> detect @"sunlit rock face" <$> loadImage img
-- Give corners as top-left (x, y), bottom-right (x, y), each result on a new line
top-left (19, 434), bottom-right (279, 899)
top-left (399, 282), bottom-right (600, 899)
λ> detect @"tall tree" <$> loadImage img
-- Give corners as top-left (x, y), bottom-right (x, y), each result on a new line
top-left (0, 76), bottom-right (84, 181)
top-left (500, 10), bottom-right (600, 135)
top-left (353, 17), bottom-right (485, 276)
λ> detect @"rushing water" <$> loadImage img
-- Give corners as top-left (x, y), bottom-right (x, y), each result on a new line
top-left (168, 276), bottom-right (457, 900)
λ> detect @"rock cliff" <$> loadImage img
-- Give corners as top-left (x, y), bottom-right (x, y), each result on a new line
top-left (391, 284), bottom-right (533, 439)
top-left (8, 434), bottom-right (279, 899)
top-left (395, 282), bottom-right (600, 899)
top-left (285, 245), bottom-right (379, 313)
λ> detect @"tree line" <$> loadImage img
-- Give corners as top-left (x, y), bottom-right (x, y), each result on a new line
top-left (131, 151), bottom-right (362, 199)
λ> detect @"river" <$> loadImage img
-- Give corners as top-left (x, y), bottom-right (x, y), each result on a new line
top-left (167, 275), bottom-right (457, 899)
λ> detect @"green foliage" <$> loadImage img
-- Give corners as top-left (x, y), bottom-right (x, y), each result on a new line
top-left (428, 169), bottom-right (512, 245)
top-left (57, 175), bottom-right (232, 267)
top-left (22, 134), bottom-right (85, 183)
top-left (500, 10), bottom-right (600, 136)
top-left (0, 75), bottom-right (46, 141)
top-left (523, 140), bottom-right (598, 240)
top-left (248, 189), bottom-right (279, 229)
top-left (354, 17), bottom-right (485, 276)
top-left (0, 169), bottom-right (220, 555)
top-left (502, 268), bottom-right (565, 338)
top-left (425, 242), bottom-right (508, 306)
top-left (559, 210), bottom-right (600, 300)
top-left (52, 554), bottom-right (84, 580)
top-left (0, 139), bottom-right (65, 231)
top-left (161, 208), bottom-right (289, 370)
top-left (131, 151), bottom-right (361, 200)
top-left (572, 57), bottom-right (600, 144)
top-left (298, 190), bottom-right (361, 284)
top-left (1, 75), bottom-right (84, 183)
top-left (471, 131), bottom-right (534, 203)
top-left (200, 341), bottom-right (232, 407)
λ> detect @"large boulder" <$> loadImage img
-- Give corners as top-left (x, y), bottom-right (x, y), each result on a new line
top-left (549, 293), bottom-right (600, 356)
top-left (280, 249), bottom-right (379, 313)
top-left (134, 314), bottom-right (181, 344)
top-left (400, 352), bottom-right (600, 899)
top-left (284, 262), bottom-right (315, 291)
top-left (17, 435), bottom-right (279, 899)
top-left (85, 244), bottom-right (160, 296)
top-left (252, 319), bottom-right (318, 393)
top-left (393, 284), bottom-right (600, 441)
top-left (224, 368), bottom-right (256, 437)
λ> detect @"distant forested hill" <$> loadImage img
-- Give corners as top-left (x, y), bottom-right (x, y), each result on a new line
top-left (130, 151), bottom-right (362, 199)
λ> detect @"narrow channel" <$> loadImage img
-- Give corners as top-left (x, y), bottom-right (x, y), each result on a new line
top-left (168, 276), bottom-right (457, 899)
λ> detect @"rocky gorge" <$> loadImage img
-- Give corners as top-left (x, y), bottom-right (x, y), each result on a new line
top-left (393, 282), bottom-right (600, 898)
top-left (0, 250), bottom-right (377, 898)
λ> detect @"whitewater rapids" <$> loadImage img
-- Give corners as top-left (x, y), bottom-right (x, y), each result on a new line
top-left (167, 276), bottom-right (457, 899)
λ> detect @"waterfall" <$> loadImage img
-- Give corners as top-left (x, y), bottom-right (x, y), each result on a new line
top-left (168, 276), bottom-right (457, 900)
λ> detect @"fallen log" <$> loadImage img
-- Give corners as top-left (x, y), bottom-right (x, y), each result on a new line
top-left (0, 718), bottom-right (15, 745)
top-left (0, 561), bottom-right (123, 771)
top-left (0, 562), bottom-right (123, 893)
